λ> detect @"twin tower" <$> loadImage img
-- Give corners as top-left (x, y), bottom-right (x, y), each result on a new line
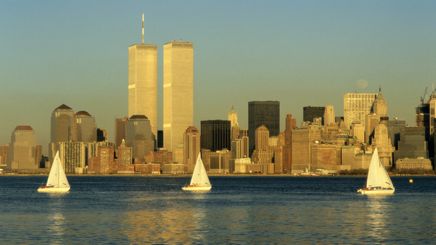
top-left (128, 14), bottom-right (193, 158)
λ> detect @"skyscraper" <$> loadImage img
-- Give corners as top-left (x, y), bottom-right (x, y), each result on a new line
top-left (128, 14), bottom-right (158, 137)
top-left (343, 92), bottom-right (377, 129)
top-left (7, 126), bottom-right (41, 171)
top-left (51, 104), bottom-right (76, 143)
top-left (248, 101), bottom-right (280, 154)
top-left (74, 111), bottom-right (97, 142)
top-left (228, 106), bottom-right (240, 140)
top-left (125, 115), bottom-right (155, 163)
top-left (115, 117), bottom-right (128, 147)
top-left (163, 40), bottom-right (194, 159)
top-left (183, 126), bottom-right (200, 173)
top-left (303, 106), bottom-right (325, 123)
top-left (200, 120), bottom-right (231, 152)
top-left (323, 105), bottom-right (335, 126)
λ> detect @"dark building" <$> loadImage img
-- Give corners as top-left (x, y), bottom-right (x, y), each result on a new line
top-left (96, 128), bottom-right (107, 142)
top-left (394, 126), bottom-right (428, 161)
top-left (201, 120), bottom-right (231, 152)
top-left (388, 119), bottom-right (406, 150)
top-left (157, 130), bottom-right (164, 148)
top-left (248, 101), bottom-right (280, 155)
top-left (303, 106), bottom-right (325, 123)
top-left (416, 103), bottom-right (430, 141)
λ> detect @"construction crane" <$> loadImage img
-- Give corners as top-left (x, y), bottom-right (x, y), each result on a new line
top-left (421, 87), bottom-right (428, 104)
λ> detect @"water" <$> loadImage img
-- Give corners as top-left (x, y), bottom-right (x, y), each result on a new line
top-left (0, 176), bottom-right (434, 244)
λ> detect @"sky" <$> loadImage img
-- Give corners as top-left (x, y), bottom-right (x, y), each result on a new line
top-left (1, 0), bottom-right (436, 151)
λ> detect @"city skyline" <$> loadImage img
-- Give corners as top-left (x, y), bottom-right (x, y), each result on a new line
top-left (1, 1), bottom-right (436, 149)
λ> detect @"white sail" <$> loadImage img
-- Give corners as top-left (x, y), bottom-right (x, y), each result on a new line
top-left (46, 151), bottom-right (70, 188)
top-left (366, 148), bottom-right (394, 189)
top-left (190, 154), bottom-right (211, 187)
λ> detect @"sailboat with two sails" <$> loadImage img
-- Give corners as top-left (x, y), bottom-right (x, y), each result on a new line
top-left (357, 148), bottom-right (395, 195)
top-left (182, 154), bottom-right (212, 192)
top-left (37, 151), bottom-right (70, 193)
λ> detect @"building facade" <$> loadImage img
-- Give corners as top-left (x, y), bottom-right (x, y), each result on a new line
top-left (163, 41), bottom-right (194, 161)
top-left (343, 93), bottom-right (377, 129)
top-left (183, 126), bottom-right (200, 173)
top-left (7, 126), bottom-right (41, 171)
top-left (128, 22), bottom-right (158, 137)
top-left (248, 101), bottom-right (280, 154)
top-left (200, 120), bottom-right (231, 152)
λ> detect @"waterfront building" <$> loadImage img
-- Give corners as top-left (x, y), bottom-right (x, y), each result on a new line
top-left (183, 126), bottom-right (200, 173)
top-left (388, 119), bottom-right (406, 150)
top-left (310, 143), bottom-right (342, 171)
top-left (248, 101), bottom-right (280, 154)
top-left (75, 111), bottom-right (97, 142)
top-left (56, 141), bottom-right (87, 174)
top-left (252, 125), bottom-right (273, 165)
top-left (206, 149), bottom-right (231, 174)
top-left (7, 126), bottom-right (41, 171)
top-left (291, 125), bottom-right (322, 173)
top-left (200, 120), bottom-right (231, 152)
top-left (115, 117), bottom-right (128, 147)
top-left (128, 14), bottom-right (158, 136)
top-left (125, 115), bottom-right (155, 163)
top-left (51, 104), bottom-right (76, 143)
top-left (0, 144), bottom-right (8, 166)
top-left (117, 139), bottom-right (133, 165)
top-left (343, 92), bottom-right (377, 129)
top-left (282, 114), bottom-right (296, 174)
top-left (373, 119), bottom-right (394, 167)
top-left (163, 40), bottom-right (194, 161)
top-left (303, 106), bottom-right (325, 123)
top-left (88, 145), bottom-right (115, 174)
top-left (394, 126), bottom-right (428, 162)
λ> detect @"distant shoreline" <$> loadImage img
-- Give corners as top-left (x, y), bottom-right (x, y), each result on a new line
top-left (0, 173), bottom-right (434, 177)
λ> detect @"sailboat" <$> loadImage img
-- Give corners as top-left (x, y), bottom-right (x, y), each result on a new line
top-left (37, 151), bottom-right (70, 193)
top-left (182, 154), bottom-right (212, 192)
top-left (357, 148), bottom-right (395, 195)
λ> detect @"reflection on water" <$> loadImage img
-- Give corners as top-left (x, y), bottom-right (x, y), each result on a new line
top-left (122, 194), bottom-right (207, 244)
top-left (365, 196), bottom-right (390, 242)
top-left (0, 176), bottom-right (435, 244)
top-left (48, 212), bottom-right (65, 245)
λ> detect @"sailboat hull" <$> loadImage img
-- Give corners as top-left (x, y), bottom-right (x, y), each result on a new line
top-left (357, 188), bottom-right (395, 195)
top-left (37, 187), bottom-right (70, 193)
top-left (181, 185), bottom-right (212, 192)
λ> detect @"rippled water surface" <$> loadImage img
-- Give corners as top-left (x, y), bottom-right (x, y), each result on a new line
top-left (0, 176), bottom-right (435, 244)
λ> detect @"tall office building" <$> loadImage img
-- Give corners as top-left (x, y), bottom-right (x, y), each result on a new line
top-left (343, 92), bottom-right (377, 129)
top-left (51, 104), bottom-right (76, 143)
top-left (125, 115), bottom-right (155, 163)
top-left (115, 117), bottom-right (128, 147)
top-left (74, 111), bottom-right (97, 142)
top-left (252, 125), bottom-right (273, 164)
top-left (200, 120), bottom-right (231, 152)
top-left (303, 106), bottom-right (325, 123)
top-left (228, 106), bottom-right (240, 140)
top-left (7, 126), bottom-right (41, 171)
top-left (323, 105), bottom-right (335, 126)
top-left (183, 126), bottom-right (200, 173)
top-left (283, 114), bottom-right (296, 173)
top-left (248, 101), bottom-right (280, 154)
top-left (163, 41), bottom-right (194, 157)
top-left (128, 14), bottom-right (158, 137)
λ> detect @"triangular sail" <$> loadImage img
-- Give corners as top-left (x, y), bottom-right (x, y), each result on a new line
top-left (190, 154), bottom-right (211, 187)
top-left (366, 148), bottom-right (394, 189)
top-left (46, 151), bottom-right (70, 188)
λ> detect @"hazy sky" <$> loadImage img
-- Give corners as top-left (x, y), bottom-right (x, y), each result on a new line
top-left (1, 0), bottom-right (436, 150)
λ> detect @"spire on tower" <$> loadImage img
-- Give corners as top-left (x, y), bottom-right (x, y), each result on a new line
top-left (141, 13), bottom-right (144, 44)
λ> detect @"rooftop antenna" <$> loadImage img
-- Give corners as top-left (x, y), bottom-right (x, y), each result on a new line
top-left (141, 13), bottom-right (144, 44)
